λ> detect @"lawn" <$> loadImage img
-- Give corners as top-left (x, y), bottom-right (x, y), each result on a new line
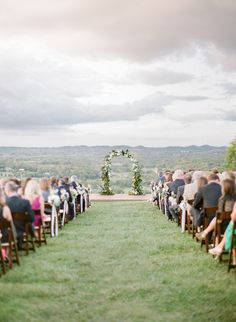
top-left (0, 202), bottom-right (235, 322)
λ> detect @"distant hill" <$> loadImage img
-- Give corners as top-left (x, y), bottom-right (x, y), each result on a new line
top-left (0, 145), bottom-right (227, 193)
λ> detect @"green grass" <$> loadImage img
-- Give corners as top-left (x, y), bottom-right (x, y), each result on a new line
top-left (0, 202), bottom-right (236, 322)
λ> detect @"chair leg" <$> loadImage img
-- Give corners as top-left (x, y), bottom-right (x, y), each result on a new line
top-left (26, 233), bottom-right (29, 255)
top-left (205, 235), bottom-right (209, 252)
top-left (8, 238), bottom-right (13, 269)
top-left (228, 247), bottom-right (233, 272)
top-left (192, 223), bottom-right (195, 239)
top-left (38, 226), bottom-right (42, 247)
top-left (31, 235), bottom-right (36, 252)
top-left (10, 230), bottom-right (20, 266)
top-left (187, 214), bottom-right (191, 234)
top-left (0, 243), bottom-right (6, 275)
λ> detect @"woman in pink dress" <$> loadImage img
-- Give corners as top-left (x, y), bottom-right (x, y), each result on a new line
top-left (24, 180), bottom-right (45, 229)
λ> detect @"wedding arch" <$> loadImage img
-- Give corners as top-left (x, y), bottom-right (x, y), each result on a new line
top-left (100, 149), bottom-right (143, 195)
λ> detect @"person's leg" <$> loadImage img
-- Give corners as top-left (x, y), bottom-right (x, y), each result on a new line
top-left (208, 233), bottom-right (227, 255)
top-left (196, 217), bottom-right (216, 240)
top-left (203, 217), bottom-right (216, 236)
top-left (169, 205), bottom-right (177, 221)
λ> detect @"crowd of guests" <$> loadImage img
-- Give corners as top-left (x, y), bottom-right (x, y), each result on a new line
top-left (0, 175), bottom-right (90, 270)
top-left (151, 169), bottom-right (236, 269)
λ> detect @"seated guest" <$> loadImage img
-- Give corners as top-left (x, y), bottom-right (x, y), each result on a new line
top-left (163, 171), bottom-right (173, 189)
top-left (190, 176), bottom-right (208, 227)
top-left (18, 177), bottom-right (32, 197)
top-left (169, 172), bottom-right (192, 221)
top-left (63, 176), bottom-right (75, 219)
top-left (50, 176), bottom-right (58, 190)
top-left (160, 171), bottom-right (172, 217)
top-left (193, 173), bottom-right (221, 242)
top-left (177, 173), bottom-right (192, 204)
top-left (193, 173), bottom-right (221, 226)
top-left (168, 170), bottom-right (185, 196)
top-left (39, 177), bottom-right (51, 202)
top-left (183, 171), bottom-right (204, 204)
top-left (5, 181), bottom-right (35, 247)
top-left (209, 202), bottom-right (236, 262)
top-left (58, 178), bottom-right (72, 203)
top-left (24, 179), bottom-right (45, 228)
top-left (196, 178), bottom-right (236, 241)
top-left (156, 171), bottom-right (165, 186)
top-left (221, 171), bottom-right (235, 182)
top-left (0, 187), bottom-right (14, 260)
top-left (166, 170), bottom-right (184, 220)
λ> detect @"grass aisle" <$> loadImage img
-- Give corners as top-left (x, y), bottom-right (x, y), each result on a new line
top-left (0, 202), bottom-right (236, 322)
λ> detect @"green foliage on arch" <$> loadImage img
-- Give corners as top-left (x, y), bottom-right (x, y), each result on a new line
top-left (225, 138), bottom-right (236, 170)
top-left (100, 149), bottom-right (143, 195)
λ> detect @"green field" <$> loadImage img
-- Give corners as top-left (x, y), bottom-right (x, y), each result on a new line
top-left (0, 202), bottom-right (235, 322)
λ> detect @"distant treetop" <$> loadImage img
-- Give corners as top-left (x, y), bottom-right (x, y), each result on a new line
top-left (225, 138), bottom-right (236, 170)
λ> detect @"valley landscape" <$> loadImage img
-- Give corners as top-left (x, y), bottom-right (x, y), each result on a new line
top-left (0, 145), bottom-right (227, 194)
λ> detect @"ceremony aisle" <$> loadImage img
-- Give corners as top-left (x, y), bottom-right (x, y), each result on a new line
top-left (0, 202), bottom-right (235, 322)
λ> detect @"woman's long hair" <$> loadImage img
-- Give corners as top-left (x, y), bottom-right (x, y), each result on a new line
top-left (24, 179), bottom-right (41, 203)
top-left (0, 187), bottom-right (6, 207)
top-left (220, 179), bottom-right (236, 200)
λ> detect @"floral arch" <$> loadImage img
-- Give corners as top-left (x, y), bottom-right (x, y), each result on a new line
top-left (100, 149), bottom-right (143, 195)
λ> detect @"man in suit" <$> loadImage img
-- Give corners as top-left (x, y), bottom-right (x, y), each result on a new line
top-left (168, 170), bottom-right (185, 195)
top-left (193, 173), bottom-right (222, 240)
top-left (193, 173), bottom-right (221, 210)
top-left (4, 181), bottom-right (35, 246)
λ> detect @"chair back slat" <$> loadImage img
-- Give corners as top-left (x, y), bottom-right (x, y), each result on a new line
top-left (12, 212), bottom-right (30, 222)
top-left (204, 207), bottom-right (218, 216)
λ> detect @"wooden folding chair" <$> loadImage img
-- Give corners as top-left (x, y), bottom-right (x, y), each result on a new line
top-left (177, 208), bottom-right (182, 227)
top-left (34, 210), bottom-right (47, 247)
top-left (0, 239), bottom-right (6, 275)
top-left (60, 200), bottom-right (69, 227)
top-left (12, 212), bottom-right (36, 255)
top-left (44, 202), bottom-right (52, 235)
top-left (179, 201), bottom-right (188, 233)
top-left (0, 218), bottom-right (20, 269)
top-left (228, 221), bottom-right (236, 273)
top-left (44, 202), bottom-right (59, 237)
top-left (213, 211), bottom-right (231, 261)
top-left (201, 207), bottom-right (218, 252)
top-left (186, 199), bottom-right (194, 235)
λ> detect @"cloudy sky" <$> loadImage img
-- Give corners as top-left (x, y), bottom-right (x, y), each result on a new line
top-left (0, 0), bottom-right (235, 147)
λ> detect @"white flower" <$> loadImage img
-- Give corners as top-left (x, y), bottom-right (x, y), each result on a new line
top-left (48, 194), bottom-right (61, 207)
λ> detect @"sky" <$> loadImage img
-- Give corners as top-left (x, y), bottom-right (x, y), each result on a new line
top-left (0, 0), bottom-right (235, 147)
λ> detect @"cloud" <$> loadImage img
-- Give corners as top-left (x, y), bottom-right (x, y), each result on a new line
top-left (0, 91), bottom-right (168, 128)
top-left (129, 68), bottom-right (193, 85)
top-left (172, 95), bottom-right (209, 102)
top-left (223, 109), bottom-right (236, 121)
top-left (0, 1), bottom-right (235, 148)
top-left (222, 83), bottom-right (236, 95)
top-left (0, 0), bottom-right (235, 64)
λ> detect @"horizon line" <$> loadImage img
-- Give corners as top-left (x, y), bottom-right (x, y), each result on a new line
top-left (0, 144), bottom-right (227, 149)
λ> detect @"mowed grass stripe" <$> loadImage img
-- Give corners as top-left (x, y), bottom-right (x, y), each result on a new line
top-left (0, 202), bottom-right (235, 322)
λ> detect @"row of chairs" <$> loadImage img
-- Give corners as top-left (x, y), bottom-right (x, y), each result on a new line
top-left (0, 199), bottom-right (83, 276)
top-left (155, 192), bottom-right (236, 274)
top-left (0, 213), bottom-right (31, 275)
